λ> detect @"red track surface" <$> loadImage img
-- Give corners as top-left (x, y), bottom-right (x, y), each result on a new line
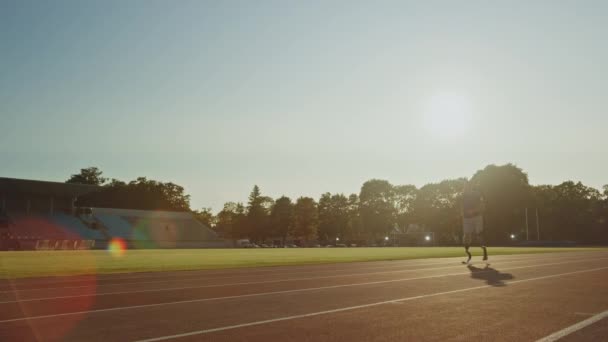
top-left (0, 250), bottom-right (607, 341)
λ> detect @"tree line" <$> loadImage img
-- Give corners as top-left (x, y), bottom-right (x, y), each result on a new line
top-left (67, 167), bottom-right (190, 211)
top-left (66, 164), bottom-right (608, 245)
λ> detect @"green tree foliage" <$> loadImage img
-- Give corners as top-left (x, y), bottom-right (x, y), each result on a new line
top-left (359, 180), bottom-right (396, 240)
top-left (317, 193), bottom-right (350, 242)
top-left (533, 181), bottom-right (603, 242)
top-left (69, 165), bottom-right (608, 245)
top-left (66, 167), bottom-right (107, 185)
top-left (293, 197), bottom-right (318, 244)
top-left (245, 185), bottom-right (272, 242)
top-left (412, 179), bottom-right (464, 244)
top-left (230, 171), bottom-right (605, 244)
top-left (394, 184), bottom-right (418, 233)
top-left (347, 194), bottom-right (364, 242)
top-left (215, 202), bottom-right (246, 240)
top-left (269, 196), bottom-right (294, 244)
top-left (193, 208), bottom-right (216, 229)
top-left (470, 164), bottom-right (531, 243)
top-left (76, 174), bottom-right (191, 211)
top-left (317, 193), bottom-right (334, 241)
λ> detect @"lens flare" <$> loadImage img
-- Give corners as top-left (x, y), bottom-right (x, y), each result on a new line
top-left (108, 238), bottom-right (126, 257)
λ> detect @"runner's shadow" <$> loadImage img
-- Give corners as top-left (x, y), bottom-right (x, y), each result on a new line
top-left (467, 264), bottom-right (514, 287)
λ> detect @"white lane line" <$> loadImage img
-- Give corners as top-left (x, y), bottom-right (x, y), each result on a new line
top-left (0, 254), bottom-right (561, 295)
top-left (1, 257), bottom-right (606, 324)
top-left (0, 254), bottom-right (596, 304)
top-left (535, 309), bottom-right (608, 342)
top-left (2, 251), bottom-right (604, 292)
top-left (136, 266), bottom-right (608, 342)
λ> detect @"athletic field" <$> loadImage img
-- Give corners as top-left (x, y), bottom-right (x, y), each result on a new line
top-left (1, 248), bottom-right (607, 341)
top-left (0, 247), bottom-right (603, 279)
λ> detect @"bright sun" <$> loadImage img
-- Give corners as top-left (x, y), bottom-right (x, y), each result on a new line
top-left (423, 92), bottom-right (473, 140)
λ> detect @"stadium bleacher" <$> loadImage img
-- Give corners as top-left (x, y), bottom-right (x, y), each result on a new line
top-left (93, 213), bottom-right (133, 239)
top-left (8, 213), bottom-right (68, 240)
top-left (2, 212), bottom-right (99, 250)
top-left (91, 208), bottom-right (225, 248)
top-left (51, 212), bottom-right (105, 240)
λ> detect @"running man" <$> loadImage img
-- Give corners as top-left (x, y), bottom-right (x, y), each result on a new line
top-left (462, 181), bottom-right (488, 264)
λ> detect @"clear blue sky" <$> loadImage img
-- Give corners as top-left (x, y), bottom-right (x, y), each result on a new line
top-left (1, 0), bottom-right (607, 210)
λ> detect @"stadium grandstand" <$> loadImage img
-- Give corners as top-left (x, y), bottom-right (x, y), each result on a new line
top-left (0, 177), bottom-right (225, 250)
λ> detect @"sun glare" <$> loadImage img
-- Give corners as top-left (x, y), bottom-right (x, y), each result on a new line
top-left (108, 238), bottom-right (127, 258)
top-left (423, 92), bottom-right (473, 140)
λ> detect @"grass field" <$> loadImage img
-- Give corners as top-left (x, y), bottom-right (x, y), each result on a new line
top-left (0, 247), bottom-right (605, 279)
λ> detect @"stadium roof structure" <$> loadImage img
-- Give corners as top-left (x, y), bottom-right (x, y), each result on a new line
top-left (0, 177), bottom-right (100, 197)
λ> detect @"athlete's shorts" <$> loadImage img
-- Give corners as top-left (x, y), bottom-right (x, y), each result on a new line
top-left (463, 215), bottom-right (483, 235)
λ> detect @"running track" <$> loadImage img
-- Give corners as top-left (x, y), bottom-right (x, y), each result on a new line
top-left (0, 250), bottom-right (607, 341)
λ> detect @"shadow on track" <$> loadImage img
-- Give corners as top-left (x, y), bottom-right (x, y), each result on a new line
top-left (467, 264), bottom-right (514, 287)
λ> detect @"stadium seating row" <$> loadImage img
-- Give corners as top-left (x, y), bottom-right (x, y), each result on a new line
top-left (35, 239), bottom-right (95, 250)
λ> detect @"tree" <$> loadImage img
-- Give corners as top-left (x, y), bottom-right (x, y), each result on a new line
top-left (317, 193), bottom-right (350, 243)
top-left (215, 202), bottom-right (246, 240)
top-left (412, 179), bottom-right (464, 244)
top-left (393, 184), bottom-right (418, 232)
top-left (154, 179), bottom-right (191, 211)
top-left (293, 197), bottom-right (318, 244)
top-left (126, 177), bottom-right (191, 211)
top-left (76, 176), bottom-right (191, 211)
top-left (347, 193), bottom-right (364, 242)
top-left (66, 167), bottom-right (107, 185)
top-left (331, 194), bottom-right (351, 240)
top-left (534, 181), bottom-right (602, 242)
top-left (317, 193), bottom-right (335, 242)
top-left (269, 196), bottom-right (294, 245)
top-left (193, 208), bottom-right (216, 229)
top-left (359, 179), bottom-right (395, 241)
top-left (470, 164), bottom-right (531, 243)
top-left (246, 185), bottom-right (272, 242)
